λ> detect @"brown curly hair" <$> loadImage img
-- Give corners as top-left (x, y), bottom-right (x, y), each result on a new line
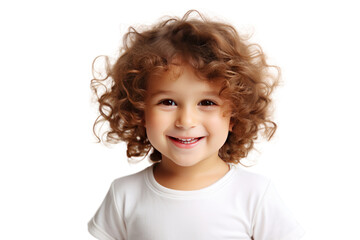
top-left (91, 10), bottom-right (279, 165)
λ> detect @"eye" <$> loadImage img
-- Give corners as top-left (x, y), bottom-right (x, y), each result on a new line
top-left (199, 99), bottom-right (217, 106)
top-left (159, 99), bottom-right (176, 106)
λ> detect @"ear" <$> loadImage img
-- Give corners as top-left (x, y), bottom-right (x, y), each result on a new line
top-left (229, 122), bottom-right (234, 132)
top-left (228, 116), bottom-right (234, 132)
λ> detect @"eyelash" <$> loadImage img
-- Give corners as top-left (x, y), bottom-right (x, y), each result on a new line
top-left (158, 99), bottom-right (217, 106)
top-left (199, 100), bottom-right (217, 106)
top-left (159, 99), bottom-right (176, 106)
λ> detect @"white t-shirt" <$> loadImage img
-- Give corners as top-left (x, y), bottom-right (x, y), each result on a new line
top-left (88, 164), bottom-right (304, 240)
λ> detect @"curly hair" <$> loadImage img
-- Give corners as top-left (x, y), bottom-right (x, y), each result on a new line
top-left (91, 10), bottom-right (279, 165)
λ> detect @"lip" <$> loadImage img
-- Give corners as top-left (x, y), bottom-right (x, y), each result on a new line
top-left (167, 136), bottom-right (205, 149)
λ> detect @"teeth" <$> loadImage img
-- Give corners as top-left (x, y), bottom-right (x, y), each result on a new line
top-left (178, 138), bottom-right (195, 141)
top-left (176, 137), bottom-right (199, 144)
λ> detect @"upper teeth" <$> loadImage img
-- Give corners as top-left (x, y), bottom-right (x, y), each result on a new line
top-left (178, 138), bottom-right (196, 141)
top-left (175, 138), bottom-right (200, 144)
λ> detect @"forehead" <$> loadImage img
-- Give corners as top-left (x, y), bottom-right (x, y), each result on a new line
top-left (147, 64), bottom-right (223, 95)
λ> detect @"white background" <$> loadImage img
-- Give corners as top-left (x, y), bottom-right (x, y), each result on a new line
top-left (1, 0), bottom-right (359, 239)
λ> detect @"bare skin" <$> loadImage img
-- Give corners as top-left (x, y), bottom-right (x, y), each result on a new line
top-left (145, 63), bottom-right (233, 191)
top-left (153, 158), bottom-right (230, 191)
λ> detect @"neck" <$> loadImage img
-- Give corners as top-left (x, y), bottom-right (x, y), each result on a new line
top-left (154, 156), bottom-right (229, 179)
top-left (152, 156), bottom-right (230, 191)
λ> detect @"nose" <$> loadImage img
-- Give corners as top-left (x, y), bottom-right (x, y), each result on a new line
top-left (175, 106), bottom-right (197, 129)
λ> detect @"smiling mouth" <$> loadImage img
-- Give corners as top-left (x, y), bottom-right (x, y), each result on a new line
top-left (168, 136), bottom-right (204, 144)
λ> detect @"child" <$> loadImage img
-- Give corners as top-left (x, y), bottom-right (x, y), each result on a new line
top-left (88, 10), bottom-right (304, 240)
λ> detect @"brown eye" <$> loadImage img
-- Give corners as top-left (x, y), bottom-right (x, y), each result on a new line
top-left (199, 100), bottom-right (216, 106)
top-left (159, 99), bottom-right (176, 106)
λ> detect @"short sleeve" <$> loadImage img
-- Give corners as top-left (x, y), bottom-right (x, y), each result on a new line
top-left (88, 181), bottom-right (127, 240)
top-left (251, 181), bottom-right (305, 240)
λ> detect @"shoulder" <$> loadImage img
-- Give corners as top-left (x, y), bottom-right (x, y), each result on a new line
top-left (109, 165), bottom-right (151, 198)
top-left (113, 166), bottom-right (148, 185)
top-left (230, 164), bottom-right (272, 198)
top-left (232, 165), bottom-right (271, 187)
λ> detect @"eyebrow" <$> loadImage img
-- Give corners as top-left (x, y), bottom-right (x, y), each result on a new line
top-left (149, 90), bottom-right (221, 98)
top-left (149, 90), bottom-right (174, 97)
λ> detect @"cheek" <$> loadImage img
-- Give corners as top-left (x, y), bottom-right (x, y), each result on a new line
top-left (205, 113), bottom-right (231, 130)
top-left (205, 114), bottom-right (232, 139)
top-left (145, 109), bottom-right (170, 133)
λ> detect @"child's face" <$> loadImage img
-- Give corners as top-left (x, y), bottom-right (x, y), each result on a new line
top-left (144, 64), bottom-right (232, 168)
